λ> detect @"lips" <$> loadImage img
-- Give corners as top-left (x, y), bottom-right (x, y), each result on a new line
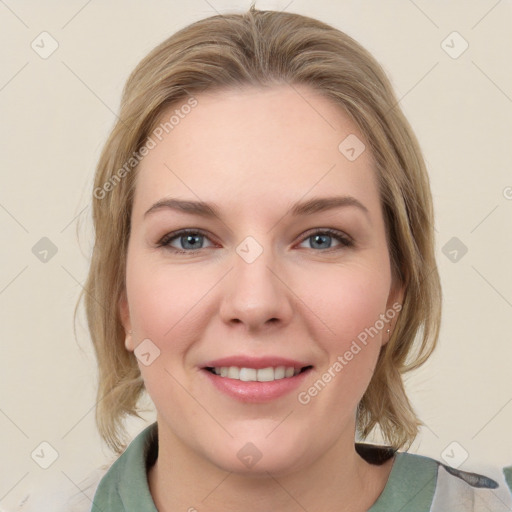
top-left (200, 356), bottom-right (313, 402)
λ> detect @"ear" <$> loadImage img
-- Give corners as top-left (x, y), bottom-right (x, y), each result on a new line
top-left (383, 279), bottom-right (405, 346)
top-left (119, 289), bottom-right (135, 352)
top-left (386, 280), bottom-right (404, 310)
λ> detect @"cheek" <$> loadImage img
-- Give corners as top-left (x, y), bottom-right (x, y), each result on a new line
top-left (124, 257), bottom-right (202, 404)
top-left (125, 251), bottom-right (210, 341)
top-left (303, 260), bottom-right (392, 342)
top-left (299, 263), bottom-right (391, 401)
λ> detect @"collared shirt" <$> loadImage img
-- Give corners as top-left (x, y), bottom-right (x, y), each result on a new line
top-left (91, 422), bottom-right (512, 511)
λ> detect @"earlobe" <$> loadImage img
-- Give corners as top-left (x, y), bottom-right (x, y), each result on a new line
top-left (118, 290), bottom-right (134, 352)
top-left (124, 330), bottom-right (135, 352)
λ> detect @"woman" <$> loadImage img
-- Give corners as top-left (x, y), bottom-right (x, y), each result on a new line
top-left (82, 6), bottom-right (512, 511)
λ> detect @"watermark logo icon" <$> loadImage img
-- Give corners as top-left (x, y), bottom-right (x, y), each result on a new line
top-left (441, 441), bottom-right (469, 468)
top-left (237, 442), bottom-right (263, 468)
top-left (134, 338), bottom-right (161, 366)
top-left (31, 32), bottom-right (59, 59)
top-left (32, 237), bottom-right (58, 263)
top-left (236, 236), bottom-right (263, 264)
top-left (441, 31), bottom-right (469, 59)
top-left (338, 134), bottom-right (366, 162)
top-left (442, 237), bottom-right (468, 263)
top-left (31, 441), bottom-right (59, 469)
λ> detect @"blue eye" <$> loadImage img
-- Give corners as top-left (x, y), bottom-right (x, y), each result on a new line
top-left (157, 228), bottom-right (353, 254)
top-left (158, 229), bottom-right (213, 253)
top-left (299, 229), bottom-right (353, 251)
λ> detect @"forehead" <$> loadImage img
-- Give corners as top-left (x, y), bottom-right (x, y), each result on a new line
top-left (133, 85), bottom-right (379, 218)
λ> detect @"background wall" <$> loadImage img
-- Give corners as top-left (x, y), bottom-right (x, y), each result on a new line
top-left (1, 0), bottom-right (511, 510)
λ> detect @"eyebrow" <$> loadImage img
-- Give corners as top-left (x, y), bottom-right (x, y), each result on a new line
top-left (144, 195), bottom-right (369, 219)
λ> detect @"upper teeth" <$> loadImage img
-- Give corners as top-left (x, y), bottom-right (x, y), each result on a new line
top-left (211, 366), bottom-right (299, 382)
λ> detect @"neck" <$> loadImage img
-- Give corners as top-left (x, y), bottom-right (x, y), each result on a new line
top-left (148, 423), bottom-right (394, 512)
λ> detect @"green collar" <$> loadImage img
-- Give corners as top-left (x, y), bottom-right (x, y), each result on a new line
top-left (369, 449), bottom-right (438, 511)
top-left (92, 423), bottom-right (158, 511)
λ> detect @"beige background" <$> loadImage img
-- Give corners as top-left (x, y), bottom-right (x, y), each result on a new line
top-left (1, 0), bottom-right (511, 509)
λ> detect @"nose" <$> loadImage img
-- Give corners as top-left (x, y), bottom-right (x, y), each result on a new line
top-left (219, 241), bottom-right (294, 332)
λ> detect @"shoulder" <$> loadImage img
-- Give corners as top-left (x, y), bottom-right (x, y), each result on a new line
top-left (91, 422), bottom-right (158, 510)
top-left (392, 452), bottom-right (512, 512)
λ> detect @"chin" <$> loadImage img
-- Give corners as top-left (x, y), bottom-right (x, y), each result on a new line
top-left (201, 430), bottom-right (314, 477)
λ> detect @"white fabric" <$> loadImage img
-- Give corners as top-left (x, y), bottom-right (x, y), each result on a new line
top-left (431, 465), bottom-right (512, 512)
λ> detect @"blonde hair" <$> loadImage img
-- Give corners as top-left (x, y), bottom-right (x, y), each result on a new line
top-left (81, 6), bottom-right (441, 454)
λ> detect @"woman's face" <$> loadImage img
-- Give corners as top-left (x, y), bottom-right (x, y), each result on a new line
top-left (120, 84), bottom-right (402, 475)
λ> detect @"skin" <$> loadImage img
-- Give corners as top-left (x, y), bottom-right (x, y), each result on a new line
top-left (119, 84), bottom-right (403, 512)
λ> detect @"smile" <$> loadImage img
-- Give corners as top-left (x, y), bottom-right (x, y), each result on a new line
top-left (205, 366), bottom-right (311, 382)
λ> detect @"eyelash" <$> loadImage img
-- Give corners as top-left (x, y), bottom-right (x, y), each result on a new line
top-left (157, 228), bottom-right (354, 254)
